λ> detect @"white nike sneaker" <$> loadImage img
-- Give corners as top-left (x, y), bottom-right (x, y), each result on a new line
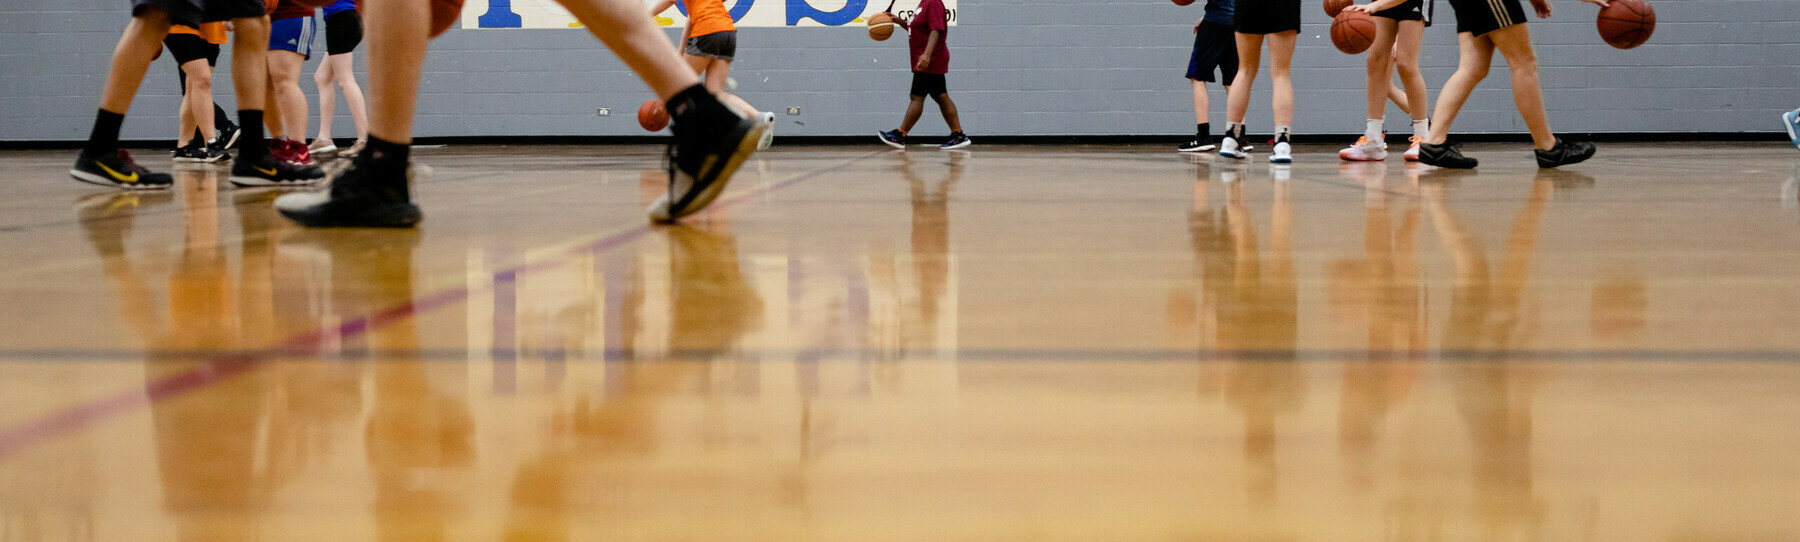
top-left (1338, 136), bottom-right (1387, 161)
top-left (1270, 141), bottom-right (1292, 164)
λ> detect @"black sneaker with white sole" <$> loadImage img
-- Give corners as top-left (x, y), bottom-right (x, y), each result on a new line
top-left (649, 87), bottom-right (765, 223)
top-left (275, 158), bottom-right (422, 228)
top-left (71, 149), bottom-right (173, 190)
top-left (230, 152), bottom-right (324, 187)
top-left (1418, 141), bottom-right (1478, 169)
top-left (1534, 138), bottom-right (1596, 168)
top-left (1178, 139), bottom-right (1216, 153)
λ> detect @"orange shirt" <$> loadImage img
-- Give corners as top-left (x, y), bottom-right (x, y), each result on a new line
top-left (683, 0), bottom-right (734, 37)
top-left (170, 22), bottom-right (229, 45)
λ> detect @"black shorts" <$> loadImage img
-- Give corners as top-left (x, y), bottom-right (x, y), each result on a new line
top-left (1234, 0), bottom-right (1301, 34)
top-left (1448, 0), bottom-right (1525, 37)
top-left (1374, 0), bottom-right (1434, 26)
top-left (910, 72), bottom-right (947, 97)
top-left (130, 0), bottom-right (264, 28)
top-left (1186, 20), bottom-right (1238, 85)
top-left (164, 33), bottom-right (219, 66)
top-left (685, 30), bottom-right (737, 61)
top-left (324, 10), bottom-right (364, 55)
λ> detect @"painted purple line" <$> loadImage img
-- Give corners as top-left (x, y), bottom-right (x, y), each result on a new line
top-left (0, 152), bottom-right (878, 462)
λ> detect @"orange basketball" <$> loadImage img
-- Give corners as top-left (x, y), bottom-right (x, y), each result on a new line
top-left (867, 12), bottom-right (898, 41)
top-left (1324, 0), bottom-right (1353, 18)
top-left (1330, 10), bottom-right (1377, 55)
top-left (638, 100), bottom-right (669, 132)
top-left (1172, 0), bottom-right (1196, 6)
top-left (1597, 0), bottom-right (1654, 49)
top-left (356, 0), bottom-right (463, 38)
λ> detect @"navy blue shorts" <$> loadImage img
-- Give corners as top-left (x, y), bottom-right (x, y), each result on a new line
top-left (1187, 20), bottom-right (1238, 85)
top-left (269, 16), bottom-right (317, 60)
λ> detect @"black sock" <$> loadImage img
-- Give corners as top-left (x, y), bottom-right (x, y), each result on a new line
top-left (237, 110), bottom-right (266, 160)
top-left (1197, 123), bottom-right (1210, 139)
top-left (665, 84), bottom-right (735, 135)
top-left (194, 129), bottom-right (206, 146)
top-left (85, 109), bottom-right (126, 157)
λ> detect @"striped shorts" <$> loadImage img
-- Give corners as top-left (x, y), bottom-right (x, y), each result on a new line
top-left (1448, 0), bottom-right (1526, 37)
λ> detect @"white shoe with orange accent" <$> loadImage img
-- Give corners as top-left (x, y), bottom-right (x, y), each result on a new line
top-left (1338, 136), bottom-right (1387, 161)
top-left (1404, 136), bottom-right (1423, 162)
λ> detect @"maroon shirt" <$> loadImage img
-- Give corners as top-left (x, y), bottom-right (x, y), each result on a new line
top-left (269, 0), bottom-right (313, 20)
top-left (908, 0), bottom-right (949, 75)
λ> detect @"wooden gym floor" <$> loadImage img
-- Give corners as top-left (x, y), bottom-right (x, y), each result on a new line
top-left (0, 143), bottom-right (1796, 540)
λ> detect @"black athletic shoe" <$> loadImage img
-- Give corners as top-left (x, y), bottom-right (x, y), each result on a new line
top-left (274, 159), bottom-right (422, 228)
top-left (172, 142), bottom-right (205, 162)
top-left (71, 149), bottom-right (174, 190)
top-left (230, 152), bottom-right (324, 187)
top-left (1178, 138), bottom-right (1217, 153)
top-left (215, 122), bottom-right (241, 152)
top-left (1534, 138), bottom-right (1596, 168)
top-left (649, 94), bottom-right (765, 223)
top-left (1418, 141), bottom-right (1478, 169)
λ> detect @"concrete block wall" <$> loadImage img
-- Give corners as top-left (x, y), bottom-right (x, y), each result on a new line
top-left (1, 0), bottom-right (1791, 141)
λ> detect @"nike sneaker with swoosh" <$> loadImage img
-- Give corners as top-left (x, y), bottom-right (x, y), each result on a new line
top-left (230, 152), bottom-right (325, 187)
top-left (70, 149), bottom-right (173, 190)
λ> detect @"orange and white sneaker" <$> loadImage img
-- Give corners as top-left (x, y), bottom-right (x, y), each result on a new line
top-left (1338, 136), bottom-right (1387, 161)
top-left (1404, 136), bottom-right (1424, 161)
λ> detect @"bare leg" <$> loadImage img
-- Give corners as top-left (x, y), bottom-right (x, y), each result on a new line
top-left (1365, 19), bottom-right (1401, 120)
top-left (265, 78), bottom-right (285, 139)
top-left (268, 50), bottom-right (308, 144)
top-left (701, 58), bottom-right (756, 118)
top-left (1192, 79), bottom-right (1210, 124)
top-left (1488, 24), bottom-right (1555, 150)
top-left (363, 0), bottom-right (429, 143)
top-left (229, 18), bottom-right (269, 111)
top-left (1267, 31), bottom-right (1296, 127)
top-left (1426, 32), bottom-right (1494, 145)
top-left (1224, 32), bottom-right (1264, 125)
top-left (1393, 21), bottom-right (1430, 125)
top-left (331, 53), bottom-right (370, 142)
top-left (931, 93), bottom-right (963, 133)
top-left (314, 55), bottom-right (336, 142)
top-left (899, 95), bottom-right (926, 133)
top-left (99, 12), bottom-right (174, 114)
top-left (186, 61), bottom-right (217, 143)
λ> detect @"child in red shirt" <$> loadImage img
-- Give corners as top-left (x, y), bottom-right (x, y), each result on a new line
top-left (878, 0), bottom-right (969, 150)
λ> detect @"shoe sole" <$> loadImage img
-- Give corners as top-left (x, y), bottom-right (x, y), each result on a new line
top-left (940, 141), bottom-right (971, 150)
top-left (230, 175), bottom-right (323, 188)
top-left (278, 203), bottom-right (422, 228)
top-left (656, 120), bottom-right (766, 223)
top-left (1337, 153), bottom-right (1386, 162)
top-left (1178, 145), bottom-right (1217, 153)
top-left (877, 134), bottom-right (906, 149)
top-left (1219, 151), bottom-right (1246, 159)
top-left (1785, 111), bottom-right (1800, 150)
top-left (1270, 157), bottom-right (1292, 164)
top-left (70, 169), bottom-right (168, 191)
top-left (221, 128), bottom-right (241, 151)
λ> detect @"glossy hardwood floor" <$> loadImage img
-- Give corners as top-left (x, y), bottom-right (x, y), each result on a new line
top-left (0, 143), bottom-right (1797, 541)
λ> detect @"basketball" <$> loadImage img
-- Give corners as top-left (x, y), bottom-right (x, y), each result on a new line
top-left (357, 0), bottom-right (464, 38)
top-left (1324, 0), bottom-right (1352, 18)
top-left (1597, 0), bottom-right (1655, 49)
top-left (1330, 11), bottom-right (1376, 55)
top-left (1172, 0), bottom-right (1196, 6)
top-left (867, 12), bottom-right (898, 41)
top-left (638, 100), bottom-right (669, 132)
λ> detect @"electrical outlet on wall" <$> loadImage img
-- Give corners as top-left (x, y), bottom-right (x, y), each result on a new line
top-left (596, 108), bottom-right (611, 117)
top-left (787, 107), bottom-right (801, 115)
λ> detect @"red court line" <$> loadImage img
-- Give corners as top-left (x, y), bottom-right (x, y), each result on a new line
top-left (0, 152), bottom-right (878, 461)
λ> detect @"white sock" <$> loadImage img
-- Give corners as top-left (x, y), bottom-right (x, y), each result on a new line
top-left (1412, 118), bottom-right (1430, 139)
top-left (1225, 122), bottom-right (1241, 139)
top-left (1365, 118), bottom-right (1384, 141)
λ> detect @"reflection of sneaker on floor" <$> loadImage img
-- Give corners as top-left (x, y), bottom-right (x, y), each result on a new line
top-left (1418, 141), bottom-right (1478, 169)
top-left (73, 190), bottom-right (170, 221)
top-left (878, 129), bottom-right (907, 149)
top-left (71, 149), bottom-right (174, 190)
top-left (275, 159), bottom-right (423, 228)
top-left (1781, 109), bottom-right (1800, 150)
top-left (1338, 137), bottom-right (1386, 161)
top-left (1177, 139), bottom-right (1216, 153)
top-left (648, 90), bottom-right (765, 224)
top-left (1534, 137), bottom-right (1595, 169)
top-left (230, 152), bottom-right (325, 187)
top-left (1404, 136), bottom-right (1423, 162)
top-left (757, 112), bottom-right (776, 150)
top-left (940, 132), bottom-right (971, 150)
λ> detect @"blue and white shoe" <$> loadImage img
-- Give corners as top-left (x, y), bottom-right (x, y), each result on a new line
top-left (1218, 135), bottom-right (1247, 159)
top-left (1269, 141), bottom-right (1293, 164)
top-left (940, 132), bottom-right (971, 150)
top-left (1782, 109), bottom-right (1800, 150)
top-left (878, 129), bottom-right (907, 149)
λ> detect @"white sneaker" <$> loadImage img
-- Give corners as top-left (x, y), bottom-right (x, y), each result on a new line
top-left (1270, 141), bottom-right (1292, 164)
top-left (1338, 137), bottom-right (1386, 161)
top-left (757, 112), bottom-right (776, 150)
top-left (1218, 136), bottom-right (1246, 159)
top-left (1403, 136), bottom-right (1423, 161)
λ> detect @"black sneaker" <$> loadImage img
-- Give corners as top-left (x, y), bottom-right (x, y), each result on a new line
top-left (1534, 137), bottom-right (1595, 168)
top-left (71, 149), bottom-right (174, 190)
top-left (197, 142), bottom-right (229, 163)
top-left (1177, 138), bottom-right (1217, 153)
top-left (230, 152), bottom-right (325, 187)
top-left (215, 122), bottom-right (241, 152)
top-left (172, 142), bottom-right (206, 163)
top-left (649, 94), bottom-right (766, 223)
top-left (274, 159), bottom-right (422, 228)
top-left (1418, 141), bottom-right (1478, 169)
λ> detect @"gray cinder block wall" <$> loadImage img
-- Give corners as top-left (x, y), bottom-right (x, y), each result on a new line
top-left (0, 0), bottom-right (1791, 141)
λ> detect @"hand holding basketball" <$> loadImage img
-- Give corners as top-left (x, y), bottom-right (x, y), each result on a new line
top-left (867, 12), bottom-right (898, 41)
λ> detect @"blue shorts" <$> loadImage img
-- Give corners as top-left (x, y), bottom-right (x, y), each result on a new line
top-left (269, 16), bottom-right (317, 59)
